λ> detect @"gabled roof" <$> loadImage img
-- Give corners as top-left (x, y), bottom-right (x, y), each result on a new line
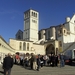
top-left (0, 35), bottom-right (15, 50)
top-left (70, 14), bottom-right (75, 22)
top-left (15, 29), bottom-right (23, 36)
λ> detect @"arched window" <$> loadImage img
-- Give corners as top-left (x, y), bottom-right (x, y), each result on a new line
top-left (34, 12), bottom-right (35, 17)
top-left (19, 42), bottom-right (22, 50)
top-left (64, 30), bottom-right (65, 33)
top-left (35, 13), bottom-right (37, 17)
top-left (23, 42), bottom-right (26, 50)
top-left (27, 43), bottom-right (29, 50)
top-left (32, 12), bottom-right (34, 16)
top-left (59, 41), bottom-right (62, 47)
top-left (0, 43), bottom-right (1, 46)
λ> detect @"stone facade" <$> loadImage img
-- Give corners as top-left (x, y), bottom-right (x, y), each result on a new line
top-left (23, 9), bottom-right (39, 42)
top-left (0, 36), bottom-right (15, 64)
top-left (1, 9), bottom-right (75, 62)
top-left (9, 38), bottom-right (45, 55)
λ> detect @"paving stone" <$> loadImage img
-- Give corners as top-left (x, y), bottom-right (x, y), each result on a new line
top-left (0, 65), bottom-right (75, 75)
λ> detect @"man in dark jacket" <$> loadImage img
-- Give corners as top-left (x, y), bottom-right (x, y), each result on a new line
top-left (3, 53), bottom-right (13, 75)
top-left (37, 54), bottom-right (41, 71)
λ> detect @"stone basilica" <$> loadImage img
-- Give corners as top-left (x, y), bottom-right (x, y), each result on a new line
top-left (0, 9), bottom-right (75, 62)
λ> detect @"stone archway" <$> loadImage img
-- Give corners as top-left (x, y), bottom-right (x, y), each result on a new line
top-left (46, 44), bottom-right (55, 55)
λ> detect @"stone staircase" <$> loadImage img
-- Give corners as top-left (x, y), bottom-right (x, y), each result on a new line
top-left (63, 42), bottom-right (75, 53)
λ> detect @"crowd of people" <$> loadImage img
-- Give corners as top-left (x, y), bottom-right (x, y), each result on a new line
top-left (12, 53), bottom-right (65, 69)
top-left (2, 53), bottom-right (65, 75)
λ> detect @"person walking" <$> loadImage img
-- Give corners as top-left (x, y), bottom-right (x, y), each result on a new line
top-left (33, 54), bottom-right (37, 70)
top-left (60, 53), bottom-right (65, 67)
top-left (51, 54), bottom-right (55, 67)
top-left (37, 54), bottom-right (41, 71)
top-left (40, 55), bottom-right (44, 68)
top-left (30, 53), bottom-right (34, 70)
top-left (3, 53), bottom-right (14, 75)
top-left (54, 55), bottom-right (58, 67)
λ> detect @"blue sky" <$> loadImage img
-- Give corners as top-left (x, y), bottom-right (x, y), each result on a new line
top-left (0, 0), bottom-right (75, 42)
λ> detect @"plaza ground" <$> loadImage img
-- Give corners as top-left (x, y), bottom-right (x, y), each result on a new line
top-left (0, 64), bottom-right (75, 75)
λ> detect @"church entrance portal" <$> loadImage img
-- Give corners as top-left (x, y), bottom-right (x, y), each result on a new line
top-left (46, 44), bottom-right (55, 55)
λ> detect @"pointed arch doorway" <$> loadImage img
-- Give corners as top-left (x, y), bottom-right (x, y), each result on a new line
top-left (46, 44), bottom-right (55, 55)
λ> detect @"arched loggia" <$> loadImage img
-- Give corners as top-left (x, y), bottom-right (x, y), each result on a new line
top-left (46, 44), bottom-right (55, 55)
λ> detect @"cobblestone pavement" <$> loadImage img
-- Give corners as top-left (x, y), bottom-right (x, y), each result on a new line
top-left (0, 64), bottom-right (75, 75)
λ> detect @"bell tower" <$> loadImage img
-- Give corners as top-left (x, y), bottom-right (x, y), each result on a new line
top-left (23, 9), bottom-right (39, 42)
